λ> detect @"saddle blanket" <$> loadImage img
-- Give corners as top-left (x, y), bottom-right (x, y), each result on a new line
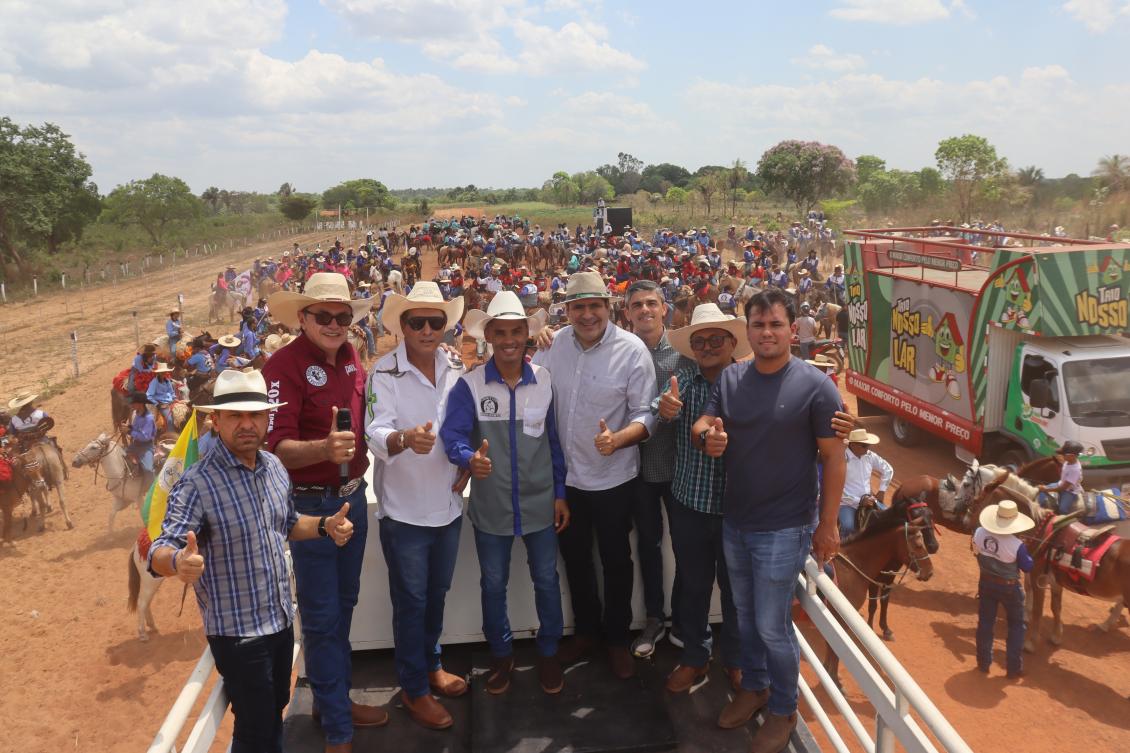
top-left (1038, 489), bottom-right (1128, 524)
top-left (1042, 517), bottom-right (1124, 584)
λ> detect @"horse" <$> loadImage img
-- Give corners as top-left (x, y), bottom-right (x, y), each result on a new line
top-left (126, 528), bottom-right (164, 642)
top-left (258, 277), bottom-right (280, 300)
top-left (824, 496), bottom-right (936, 686)
top-left (347, 325), bottom-right (368, 363)
top-left (208, 287), bottom-right (243, 323)
top-left (15, 442), bottom-right (72, 532)
top-left (72, 432), bottom-right (174, 533)
top-left (855, 492), bottom-right (940, 640)
top-left (0, 471), bottom-right (21, 543)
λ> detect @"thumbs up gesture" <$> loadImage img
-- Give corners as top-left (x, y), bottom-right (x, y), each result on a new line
top-left (325, 502), bottom-right (354, 546)
top-left (407, 420), bottom-right (436, 454)
top-left (469, 439), bottom-right (493, 479)
top-left (176, 531), bottom-right (205, 585)
top-left (704, 417), bottom-right (728, 458)
top-left (658, 375), bottom-right (683, 420)
top-left (595, 418), bottom-right (617, 456)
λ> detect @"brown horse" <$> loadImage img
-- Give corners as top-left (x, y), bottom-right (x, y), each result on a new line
top-left (15, 442), bottom-right (72, 532)
top-left (824, 495), bottom-right (936, 686)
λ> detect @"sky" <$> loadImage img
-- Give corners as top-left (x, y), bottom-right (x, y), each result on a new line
top-left (2, 0), bottom-right (1129, 194)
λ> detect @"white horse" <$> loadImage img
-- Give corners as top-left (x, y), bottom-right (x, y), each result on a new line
top-left (71, 432), bottom-right (174, 533)
top-left (126, 531), bottom-right (163, 642)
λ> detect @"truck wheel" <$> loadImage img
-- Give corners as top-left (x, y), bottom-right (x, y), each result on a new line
top-left (890, 415), bottom-right (922, 447)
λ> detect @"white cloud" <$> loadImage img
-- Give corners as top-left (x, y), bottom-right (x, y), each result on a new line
top-left (829, 0), bottom-right (960, 24)
top-left (792, 44), bottom-right (867, 72)
top-left (1062, 0), bottom-right (1130, 32)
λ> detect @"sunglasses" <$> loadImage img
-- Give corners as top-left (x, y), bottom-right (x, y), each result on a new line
top-left (690, 333), bottom-right (733, 351)
top-left (304, 309), bottom-right (353, 327)
top-left (405, 315), bottom-right (448, 332)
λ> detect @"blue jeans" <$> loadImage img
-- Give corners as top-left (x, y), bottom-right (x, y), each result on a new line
top-left (976, 579), bottom-right (1026, 675)
top-left (378, 515), bottom-right (462, 697)
top-left (838, 500), bottom-right (887, 536)
top-left (207, 626), bottom-right (293, 753)
top-left (290, 482), bottom-right (369, 745)
top-left (723, 520), bottom-right (814, 716)
top-left (474, 524), bottom-right (563, 659)
top-left (128, 442), bottom-right (154, 474)
top-left (668, 500), bottom-right (745, 671)
top-left (358, 322), bottom-right (376, 354)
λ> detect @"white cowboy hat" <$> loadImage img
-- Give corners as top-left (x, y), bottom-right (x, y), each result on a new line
top-left (979, 500), bottom-right (1035, 536)
top-left (464, 291), bottom-right (547, 341)
top-left (262, 332), bottom-right (296, 354)
top-left (7, 391), bottom-right (38, 411)
top-left (846, 428), bottom-right (880, 445)
top-left (195, 369), bottom-right (286, 413)
top-left (380, 280), bottom-right (465, 339)
top-left (668, 304), bottom-right (751, 360)
top-left (267, 272), bottom-right (374, 329)
top-left (217, 334), bottom-right (241, 348)
top-left (153, 363), bottom-right (174, 374)
top-left (806, 354), bottom-right (837, 371)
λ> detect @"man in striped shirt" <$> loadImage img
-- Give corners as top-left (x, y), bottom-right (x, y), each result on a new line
top-left (149, 370), bottom-right (356, 753)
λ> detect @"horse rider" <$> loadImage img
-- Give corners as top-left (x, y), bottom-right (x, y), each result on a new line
top-left (124, 393), bottom-right (157, 487)
top-left (167, 309), bottom-right (183, 359)
top-left (211, 335), bottom-right (246, 373)
top-left (1037, 440), bottom-right (1084, 514)
top-left (973, 500), bottom-right (1037, 678)
top-left (146, 363), bottom-right (178, 430)
top-left (128, 343), bottom-right (158, 392)
top-left (838, 429), bottom-right (894, 535)
top-left (8, 392), bottom-right (61, 457)
top-left (185, 335), bottom-right (216, 392)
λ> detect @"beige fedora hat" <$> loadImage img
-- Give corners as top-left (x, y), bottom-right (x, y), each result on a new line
top-left (267, 272), bottom-right (375, 329)
top-left (564, 271), bottom-right (610, 301)
top-left (217, 334), bottom-right (241, 349)
top-left (7, 391), bottom-right (38, 411)
top-left (464, 291), bottom-right (547, 341)
top-left (668, 303), bottom-right (751, 360)
top-left (847, 428), bottom-right (880, 445)
top-left (979, 500), bottom-right (1035, 536)
top-left (380, 280), bottom-right (465, 339)
top-left (153, 363), bottom-right (174, 374)
top-left (195, 370), bottom-right (286, 413)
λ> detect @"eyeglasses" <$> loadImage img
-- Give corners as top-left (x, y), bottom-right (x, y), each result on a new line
top-left (405, 315), bottom-right (447, 332)
top-left (304, 309), bottom-right (353, 327)
top-left (689, 333), bottom-right (733, 351)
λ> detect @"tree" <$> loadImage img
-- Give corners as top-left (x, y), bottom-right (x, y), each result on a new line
top-left (201, 186), bottom-right (221, 214)
top-left (692, 170), bottom-right (727, 215)
top-left (101, 173), bottom-right (203, 245)
top-left (665, 186), bottom-right (689, 209)
top-left (727, 159), bottom-right (749, 215)
top-left (278, 182), bottom-right (294, 198)
top-left (934, 134), bottom-right (1008, 222)
top-left (0, 118), bottom-right (101, 268)
top-left (641, 163), bottom-right (691, 193)
top-left (757, 140), bottom-right (855, 215)
top-left (573, 171), bottom-right (614, 203)
top-left (1093, 154), bottom-right (1130, 193)
top-left (322, 179), bottom-right (394, 211)
top-left (543, 171), bottom-right (579, 206)
top-left (1017, 166), bottom-right (1044, 187)
top-left (855, 155), bottom-right (886, 186)
top-left (279, 196), bottom-right (317, 221)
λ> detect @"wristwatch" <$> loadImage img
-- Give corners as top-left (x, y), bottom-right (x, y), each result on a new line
top-left (317, 515), bottom-right (329, 537)
top-left (397, 430), bottom-right (407, 450)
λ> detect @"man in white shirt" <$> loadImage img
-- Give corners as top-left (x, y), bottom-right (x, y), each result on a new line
top-left (365, 282), bottom-right (468, 731)
top-left (533, 271), bottom-right (657, 680)
top-left (795, 304), bottom-right (818, 360)
top-left (838, 429), bottom-right (894, 535)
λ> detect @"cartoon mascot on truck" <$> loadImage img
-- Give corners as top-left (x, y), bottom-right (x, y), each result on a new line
top-left (928, 312), bottom-right (965, 400)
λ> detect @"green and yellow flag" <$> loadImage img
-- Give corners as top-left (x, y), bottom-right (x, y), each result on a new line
top-left (141, 411), bottom-right (200, 540)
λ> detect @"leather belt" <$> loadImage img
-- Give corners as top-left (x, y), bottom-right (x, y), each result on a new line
top-left (979, 573), bottom-right (1020, 587)
top-left (294, 477), bottom-right (363, 498)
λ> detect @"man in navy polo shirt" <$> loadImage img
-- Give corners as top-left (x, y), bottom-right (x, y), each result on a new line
top-left (692, 287), bottom-right (845, 753)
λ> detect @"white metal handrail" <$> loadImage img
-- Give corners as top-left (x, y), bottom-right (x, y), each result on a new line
top-left (795, 557), bottom-right (974, 753)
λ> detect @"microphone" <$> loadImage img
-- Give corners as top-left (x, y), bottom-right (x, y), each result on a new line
top-left (336, 407), bottom-right (352, 487)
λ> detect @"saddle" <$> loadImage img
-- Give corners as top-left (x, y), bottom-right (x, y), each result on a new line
top-left (1038, 489), bottom-right (1128, 524)
top-left (1041, 516), bottom-right (1126, 584)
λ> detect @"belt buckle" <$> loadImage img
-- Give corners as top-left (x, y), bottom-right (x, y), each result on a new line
top-left (339, 477), bottom-right (362, 497)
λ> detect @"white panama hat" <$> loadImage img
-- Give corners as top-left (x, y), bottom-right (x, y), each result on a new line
top-left (195, 369), bottom-right (286, 413)
top-left (267, 273), bottom-right (375, 329)
top-left (668, 303), bottom-right (751, 360)
top-left (463, 291), bottom-right (547, 341)
top-left (379, 280), bottom-right (465, 339)
top-left (978, 500), bottom-right (1035, 536)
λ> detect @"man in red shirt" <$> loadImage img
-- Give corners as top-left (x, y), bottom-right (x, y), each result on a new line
top-left (264, 273), bottom-right (384, 753)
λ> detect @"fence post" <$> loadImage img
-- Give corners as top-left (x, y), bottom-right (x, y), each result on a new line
top-left (70, 331), bottom-right (80, 377)
top-left (61, 273), bottom-right (66, 289)
top-left (133, 310), bottom-right (140, 348)
top-left (1, 282), bottom-right (6, 303)
top-left (33, 276), bottom-right (38, 296)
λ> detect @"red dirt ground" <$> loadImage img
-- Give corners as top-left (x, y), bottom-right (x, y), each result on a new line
top-left (0, 239), bottom-right (1127, 753)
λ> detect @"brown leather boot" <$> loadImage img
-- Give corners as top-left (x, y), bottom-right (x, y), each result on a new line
top-left (751, 712), bottom-right (797, 753)
top-left (539, 655), bottom-right (564, 694)
top-left (556, 634), bottom-right (597, 666)
top-left (325, 743), bottom-right (352, 753)
top-left (400, 691), bottom-right (453, 730)
top-left (725, 667), bottom-right (743, 692)
top-left (428, 667), bottom-right (469, 698)
top-left (485, 656), bottom-right (515, 695)
top-left (717, 688), bottom-right (769, 729)
top-left (311, 702), bottom-right (389, 728)
top-left (665, 663), bottom-right (709, 693)
top-left (607, 645), bottom-right (636, 680)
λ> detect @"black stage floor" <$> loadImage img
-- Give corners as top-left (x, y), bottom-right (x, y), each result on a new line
top-left (283, 636), bottom-right (822, 753)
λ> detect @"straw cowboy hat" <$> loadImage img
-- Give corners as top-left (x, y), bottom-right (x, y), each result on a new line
top-left (262, 333), bottom-right (296, 354)
top-left (846, 428), bottom-right (880, 445)
top-left (979, 500), bottom-right (1035, 536)
top-left (267, 272), bottom-right (375, 329)
top-left (564, 271), bottom-right (610, 301)
top-left (7, 391), bottom-right (38, 411)
top-left (217, 334), bottom-right (241, 349)
top-left (806, 354), bottom-right (837, 371)
top-left (380, 280), bottom-right (464, 339)
top-left (668, 304), bottom-right (751, 360)
top-left (195, 369), bottom-right (286, 413)
top-left (464, 291), bottom-right (547, 341)
top-left (153, 363), bottom-right (174, 374)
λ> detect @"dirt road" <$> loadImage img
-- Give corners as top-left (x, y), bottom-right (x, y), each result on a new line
top-left (0, 243), bottom-right (1127, 753)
